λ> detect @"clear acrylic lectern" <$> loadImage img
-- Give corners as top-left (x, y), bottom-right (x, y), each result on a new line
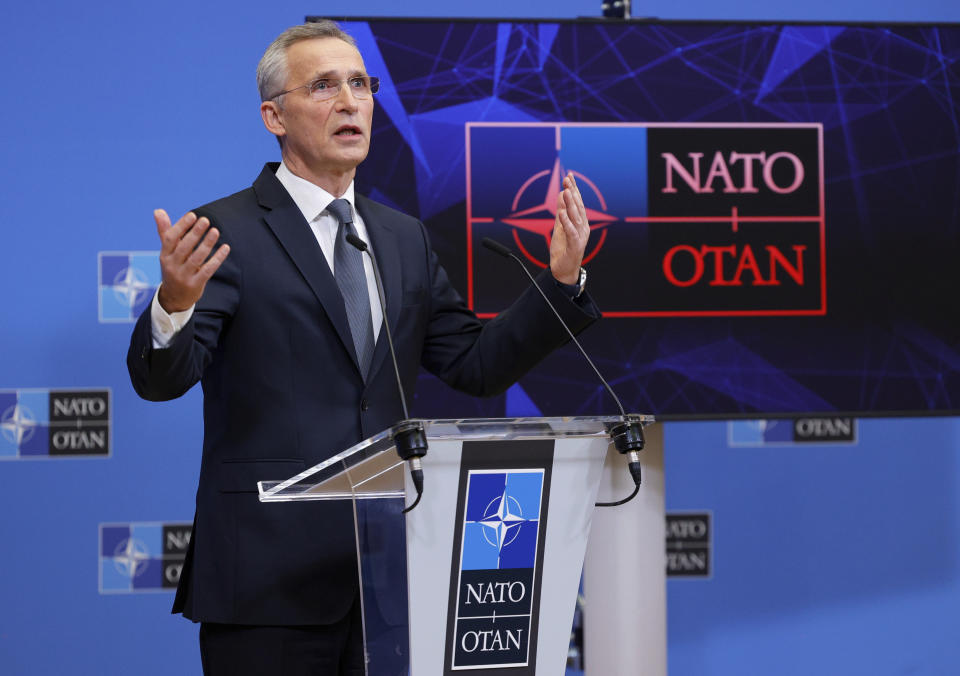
top-left (258, 415), bottom-right (653, 675)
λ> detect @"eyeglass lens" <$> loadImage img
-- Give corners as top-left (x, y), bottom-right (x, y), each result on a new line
top-left (309, 77), bottom-right (380, 100)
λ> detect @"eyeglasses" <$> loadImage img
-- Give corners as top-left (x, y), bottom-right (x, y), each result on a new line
top-left (269, 76), bottom-right (380, 102)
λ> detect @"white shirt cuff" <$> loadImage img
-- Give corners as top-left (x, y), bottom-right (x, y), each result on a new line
top-left (150, 286), bottom-right (194, 348)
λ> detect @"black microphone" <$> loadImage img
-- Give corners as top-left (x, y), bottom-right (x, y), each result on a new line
top-left (481, 237), bottom-right (645, 507)
top-left (346, 232), bottom-right (427, 513)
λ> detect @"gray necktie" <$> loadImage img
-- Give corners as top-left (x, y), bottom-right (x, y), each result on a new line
top-left (326, 198), bottom-right (375, 379)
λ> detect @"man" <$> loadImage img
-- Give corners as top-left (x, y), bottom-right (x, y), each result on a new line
top-left (128, 21), bottom-right (597, 675)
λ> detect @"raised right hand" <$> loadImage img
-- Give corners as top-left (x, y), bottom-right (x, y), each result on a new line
top-left (155, 209), bottom-right (231, 313)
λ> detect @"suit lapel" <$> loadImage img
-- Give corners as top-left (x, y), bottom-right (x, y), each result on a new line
top-left (356, 195), bottom-right (402, 380)
top-left (253, 164), bottom-right (361, 374)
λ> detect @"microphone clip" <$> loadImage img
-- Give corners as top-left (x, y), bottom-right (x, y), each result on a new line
top-left (605, 415), bottom-right (645, 495)
top-left (394, 420), bottom-right (427, 514)
top-left (608, 416), bottom-right (645, 455)
top-left (393, 419), bottom-right (428, 461)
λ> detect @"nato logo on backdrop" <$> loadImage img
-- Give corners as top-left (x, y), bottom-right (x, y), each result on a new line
top-left (100, 522), bottom-right (192, 593)
top-left (666, 512), bottom-right (712, 578)
top-left (98, 251), bottom-right (160, 322)
top-left (467, 122), bottom-right (825, 318)
top-left (728, 417), bottom-right (857, 446)
top-left (0, 389), bottom-right (111, 459)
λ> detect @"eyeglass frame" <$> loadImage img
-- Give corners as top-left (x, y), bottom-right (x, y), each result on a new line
top-left (268, 75), bottom-right (381, 102)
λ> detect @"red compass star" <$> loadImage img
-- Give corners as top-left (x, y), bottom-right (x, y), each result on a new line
top-left (501, 157), bottom-right (616, 268)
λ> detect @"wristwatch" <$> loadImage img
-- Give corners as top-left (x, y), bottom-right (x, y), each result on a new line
top-left (557, 267), bottom-right (587, 298)
top-left (574, 266), bottom-right (587, 298)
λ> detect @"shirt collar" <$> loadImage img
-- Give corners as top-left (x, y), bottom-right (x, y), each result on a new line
top-left (275, 161), bottom-right (356, 223)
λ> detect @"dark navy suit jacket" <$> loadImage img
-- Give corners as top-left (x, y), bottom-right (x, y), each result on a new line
top-left (127, 163), bottom-right (599, 625)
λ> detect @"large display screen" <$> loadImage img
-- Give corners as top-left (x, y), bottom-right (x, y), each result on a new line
top-left (331, 17), bottom-right (960, 418)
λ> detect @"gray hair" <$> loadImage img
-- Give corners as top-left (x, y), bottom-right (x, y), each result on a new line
top-left (256, 21), bottom-right (357, 104)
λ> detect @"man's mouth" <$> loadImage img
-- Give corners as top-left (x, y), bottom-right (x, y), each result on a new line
top-left (335, 126), bottom-right (362, 136)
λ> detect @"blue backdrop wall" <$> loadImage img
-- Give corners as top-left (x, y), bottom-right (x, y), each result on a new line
top-left (1, 1), bottom-right (958, 675)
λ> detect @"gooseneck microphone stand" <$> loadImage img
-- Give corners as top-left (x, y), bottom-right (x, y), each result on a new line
top-left (481, 237), bottom-right (646, 506)
top-left (346, 233), bottom-right (427, 513)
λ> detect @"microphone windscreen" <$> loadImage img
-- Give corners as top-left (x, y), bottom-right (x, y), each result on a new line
top-left (346, 232), bottom-right (368, 252)
top-left (481, 237), bottom-right (512, 258)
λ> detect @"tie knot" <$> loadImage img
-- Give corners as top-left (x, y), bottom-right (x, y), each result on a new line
top-left (326, 198), bottom-right (353, 225)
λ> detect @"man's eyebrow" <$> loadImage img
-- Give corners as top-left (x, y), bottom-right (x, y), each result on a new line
top-left (309, 69), bottom-right (368, 80)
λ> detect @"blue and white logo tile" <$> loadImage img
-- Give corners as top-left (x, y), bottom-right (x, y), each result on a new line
top-left (0, 390), bottom-right (50, 457)
top-left (728, 419), bottom-right (794, 446)
top-left (98, 251), bottom-right (160, 322)
top-left (99, 522), bottom-right (191, 593)
top-left (462, 471), bottom-right (542, 570)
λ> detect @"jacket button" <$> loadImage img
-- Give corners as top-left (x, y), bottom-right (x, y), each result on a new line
top-left (360, 399), bottom-right (369, 411)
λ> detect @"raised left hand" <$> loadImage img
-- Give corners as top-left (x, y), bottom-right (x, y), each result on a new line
top-left (549, 172), bottom-right (590, 285)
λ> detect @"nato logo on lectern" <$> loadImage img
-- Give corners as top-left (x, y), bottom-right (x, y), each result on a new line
top-left (450, 470), bottom-right (545, 669)
top-left (100, 522), bottom-right (191, 593)
top-left (98, 251), bottom-right (161, 322)
top-left (0, 389), bottom-right (111, 459)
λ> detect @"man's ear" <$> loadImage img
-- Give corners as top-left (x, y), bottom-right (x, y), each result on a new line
top-left (261, 100), bottom-right (286, 139)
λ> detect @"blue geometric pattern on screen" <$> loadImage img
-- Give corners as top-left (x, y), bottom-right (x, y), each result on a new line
top-left (654, 340), bottom-right (833, 414)
top-left (0, 390), bottom-right (50, 458)
top-left (757, 27), bottom-right (846, 102)
top-left (99, 523), bottom-right (165, 593)
top-left (343, 21), bottom-right (428, 172)
top-left (409, 98), bottom-right (538, 219)
top-left (462, 470), bottom-right (543, 571)
top-left (728, 419), bottom-right (793, 446)
top-left (505, 383), bottom-right (543, 418)
top-left (98, 251), bottom-right (161, 322)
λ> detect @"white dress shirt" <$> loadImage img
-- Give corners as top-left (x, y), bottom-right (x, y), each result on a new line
top-left (151, 162), bottom-right (384, 348)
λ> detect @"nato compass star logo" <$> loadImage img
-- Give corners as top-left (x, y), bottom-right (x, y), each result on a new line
top-left (0, 390), bottom-right (50, 458)
top-left (0, 403), bottom-right (37, 447)
top-left (501, 157), bottom-right (616, 269)
top-left (478, 492), bottom-right (529, 553)
top-left (461, 470), bottom-right (544, 571)
top-left (101, 523), bottom-right (162, 593)
top-left (113, 266), bottom-right (152, 308)
top-left (98, 251), bottom-right (161, 322)
top-left (112, 537), bottom-right (151, 579)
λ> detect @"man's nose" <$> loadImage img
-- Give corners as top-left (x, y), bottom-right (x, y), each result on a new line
top-left (333, 83), bottom-right (360, 110)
